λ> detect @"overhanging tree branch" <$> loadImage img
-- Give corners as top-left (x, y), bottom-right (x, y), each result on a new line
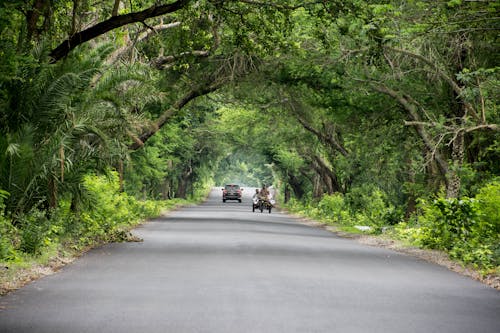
top-left (128, 82), bottom-right (222, 150)
top-left (107, 22), bottom-right (182, 64)
top-left (369, 82), bottom-right (450, 181)
top-left (384, 46), bottom-right (480, 121)
top-left (236, 0), bottom-right (324, 10)
top-left (49, 0), bottom-right (191, 62)
top-left (287, 98), bottom-right (349, 157)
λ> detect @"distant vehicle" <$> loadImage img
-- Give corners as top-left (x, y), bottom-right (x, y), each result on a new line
top-left (222, 184), bottom-right (242, 202)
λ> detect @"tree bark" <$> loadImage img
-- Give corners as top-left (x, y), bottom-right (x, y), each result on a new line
top-left (48, 176), bottom-right (57, 209)
top-left (118, 159), bottom-right (124, 192)
top-left (26, 0), bottom-right (49, 41)
top-left (288, 173), bottom-right (305, 199)
top-left (311, 155), bottom-right (341, 194)
top-left (112, 0), bottom-right (121, 17)
top-left (70, 0), bottom-right (79, 36)
top-left (446, 130), bottom-right (464, 198)
top-left (176, 166), bottom-right (192, 199)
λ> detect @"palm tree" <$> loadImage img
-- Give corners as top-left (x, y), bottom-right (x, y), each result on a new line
top-left (0, 42), bottom-right (161, 216)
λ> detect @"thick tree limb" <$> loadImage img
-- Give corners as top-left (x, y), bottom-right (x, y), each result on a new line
top-left (384, 46), bottom-right (480, 121)
top-left (311, 154), bottom-right (341, 194)
top-left (128, 82), bottom-right (221, 150)
top-left (295, 115), bottom-right (349, 157)
top-left (464, 124), bottom-right (499, 132)
top-left (370, 83), bottom-right (450, 181)
top-left (49, 0), bottom-right (191, 62)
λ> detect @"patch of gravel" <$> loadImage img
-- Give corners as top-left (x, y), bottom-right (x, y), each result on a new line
top-left (296, 217), bottom-right (500, 290)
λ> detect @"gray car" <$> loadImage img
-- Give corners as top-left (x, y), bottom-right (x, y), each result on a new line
top-left (222, 184), bottom-right (242, 202)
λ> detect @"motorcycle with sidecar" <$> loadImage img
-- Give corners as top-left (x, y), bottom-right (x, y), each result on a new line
top-left (252, 196), bottom-right (274, 213)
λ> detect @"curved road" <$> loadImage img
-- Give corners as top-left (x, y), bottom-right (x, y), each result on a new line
top-left (0, 189), bottom-right (499, 332)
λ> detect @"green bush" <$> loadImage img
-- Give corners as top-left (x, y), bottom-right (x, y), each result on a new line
top-left (345, 186), bottom-right (400, 229)
top-left (418, 197), bottom-right (478, 251)
top-left (411, 181), bottom-right (500, 270)
top-left (316, 193), bottom-right (352, 224)
top-left (284, 187), bottom-right (400, 232)
top-left (0, 214), bottom-right (18, 261)
top-left (79, 172), bottom-right (165, 244)
top-left (0, 172), bottom-right (175, 261)
top-left (18, 209), bottom-right (52, 255)
top-left (0, 190), bottom-right (17, 260)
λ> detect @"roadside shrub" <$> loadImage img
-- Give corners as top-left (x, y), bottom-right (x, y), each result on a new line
top-left (474, 181), bottom-right (500, 267)
top-left (0, 190), bottom-right (17, 260)
top-left (345, 186), bottom-right (400, 230)
top-left (0, 214), bottom-right (18, 261)
top-left (413, 181), bottom-right (500, 270)
top-left (316, 193), bottom-right (353, 224)
top-left (80, 172), bottom-right (165, 244)
top-left (18, 209), bottom-right (51, 255)
top-left (418, 197), bottom-right (478, 251)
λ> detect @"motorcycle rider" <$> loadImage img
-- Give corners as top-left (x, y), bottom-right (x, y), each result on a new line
top-left (258, 185), bottom-right (270, 200)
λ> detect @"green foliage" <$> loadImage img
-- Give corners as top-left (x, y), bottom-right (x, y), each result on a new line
top-left (18, 210), bottom-right (52, 255)
top-left (78, 172), bottom-right (163, 245)
top-left (315, 193), bottom-right (352, 225)
top-left (0, 171), bottom-right (175, 262)
top-left (0, 0), bottom-right (498, 281)
top-left (418, 197), bottom-right (478, 251)
top-left (0, 194), bottom-right (18, 260)
top-left (401, 181), bottom-right (500, 271)
top-left (285, 186), bottom-right (401, 232)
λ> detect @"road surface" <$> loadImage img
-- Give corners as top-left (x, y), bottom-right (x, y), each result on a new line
top-left (0, 188), bottom-right (499, 332)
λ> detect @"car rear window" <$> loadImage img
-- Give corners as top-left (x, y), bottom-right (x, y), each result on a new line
top-left (225, 185), bottom-right (240, 190)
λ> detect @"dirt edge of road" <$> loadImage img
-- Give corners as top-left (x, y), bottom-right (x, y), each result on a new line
top-left (294, 215), bottom-right (499, 290)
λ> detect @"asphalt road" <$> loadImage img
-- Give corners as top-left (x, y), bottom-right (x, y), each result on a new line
top-left (0, 188), bottom-right (499, 333)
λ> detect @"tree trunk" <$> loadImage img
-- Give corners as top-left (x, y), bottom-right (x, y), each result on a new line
top-left (312, 155), bottom-right (341, 194)
top-left (112, 0), bottom-right (121, 17)
top-left (162, 180), bottom-right (171, 200)
top-left (176, 178), bottom-right (188, 199)
top-left (284, 184), bottom-right (291, 203)
top-left (26, 0), bottom-right (47, 41)
top-left (312, 174), bottom-right (323, 199)
top-left (59, 145), bottom-right (65, 183)
top-left (48, 176), bottom-right (57, 209)
top-left (70, 0), bottom-right (79, 36)
top-left (118, 159), bottom-right (124, 192)
top-left (446, 130), bottom-right (464, 198)
top-left (176, 165), bottom-right (193, 199)
top-left (404, 158), bottom-right (417, 219)
top-left (445, 35), bottom-right (468, 198)
top-left (288, 173), bottom-right (305, 199)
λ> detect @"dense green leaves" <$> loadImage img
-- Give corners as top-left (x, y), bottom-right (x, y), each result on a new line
top-left (0, 0), bottom-right (498, 275)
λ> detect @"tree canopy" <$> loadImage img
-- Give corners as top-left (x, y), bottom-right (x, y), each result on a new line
top-left (0, 0), bottom-right (499, 272)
